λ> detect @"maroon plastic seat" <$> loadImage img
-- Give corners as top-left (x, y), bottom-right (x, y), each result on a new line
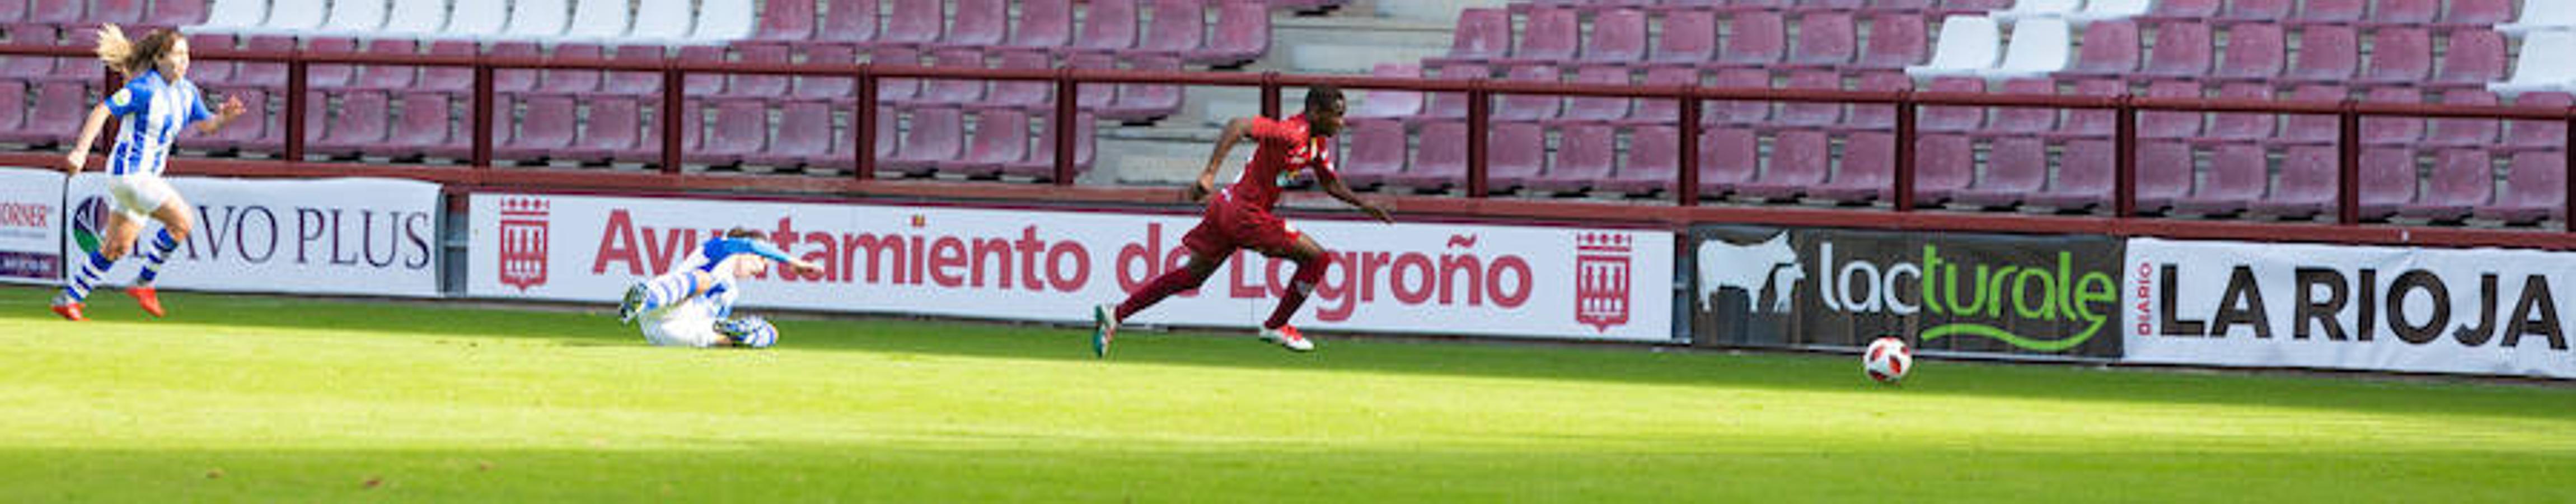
top-left (1336, 119), bottom-right (1405, 189)
top-left (2172, 143), bottom-right (2265, 215)
top-left (1646, 10), bottom-right (1717, 68)
top-left (725, 44), bottom-right (789, 99)
top-left (812, 105), bottom-right (896, 171)
top-left (146, 0), bottom-right (207, 27)
top-left (903, 48), bottom-right (987, 106)
top-left (563, 95), bottom-right (641, 163)
top-left (2423, 90), bottom-right (2500, 148)
top-left (814, 0), bottom-right (880, 48)
top-left (2137, 22), bottom-right (2213, 79)
top-left (1977, 77), bottom-right (2059, 137)
top-left (2430, 30), bottom-right (2506, 91)
top-left (2139, 80), bottom-right (2204, 140)
top-left (589, 45), bottom-right (666, 99)
top-left (977, 50), bottom-right (1053, 111)
top-left (2028, 139), bottom-right (2114, 211)
top-left (2360, 87), bottom-right (2424, 146)
top-left (1555, 65), bottom-right (1633, 124)
top-left (2278, 25), bottom-right (2359, 84)
top-left (304, 37), bottom-right (359, 90)
top-left (194, 88), bottom-right (269, 152)
top-left (2057, 20), bottom-right (2139, 77)
top-left (1919, 77), bottom-right (1985, 133)
top-left (2218, 0), bottom-right (2292, 21)
top-left (885, 107), bottom-right (963, 175)
top-left (2357, 28), bottom-right (2432, 87)
top-left (1604, 125), bottom-right (1676, 195)
top-left (1739, 129), bottom-right (1830, 200)
top-left (750, 0), bottom-right (817, 43)
top-left (524, 43), bottom-right (599, 96)
top-left (2207, 23), bottom-right (2284, 82)
top-left (2266, 85), bottom-right (2350, 146)
top-left (497, 95), bottom-right (579, 162)
top-left (1707, 10), bottom-right (1785, 68)
top-left (489, 41), bottom-right (543, 95)
top-left (1815, 132), bottom-right (1901, 203)
top-left (418, 40), bottom-right (479, 94)
top-left (738, 100), bottom-right (830, 169)
top-left (1008, 0), bottom-right (1074, 52)
top-left (2476, 151), bottom-right (2567, 225)
top-left (1064, 52), bottom-right (1118, 111)
top-left (945, 0), bottom-right (1008, 48)
top-left (873, 46), bottom-right (925, 103)
top-left (2357, 148), bottom-right (2418, 220)
top-left (1836, 71), bottom-right (1911, 132)
top-left (936, 108), bottom-right (1031, 178)
top-left (2250, 145), bottom-right (2339, 219)
top-left (1427, 8), bottom-right (1509, 64)
top-left (1910, 133), bottom-right (1973, 203)
top-left (1954, 137), bottom-right (2046, 208)
top-left (1619, 66), bottom-right (1702, 126)
top-left (1492, 64), bottom-right (1562, 123)
top-left (186, 35), bottom-right (239, 85)
top-left (1530, 124), bottom-right (1617, 194)
top-left (1848, 14), bottom-right (1926, 71)
top-left (1773, 70), bottom-right (1843, 128)
top-left (311, 91), bottom-right (390, 157)
top-left (1103, 54), bottom-right (1181, 122)
top-left (1496, 7), bottom-right (1579, 67)
top-left (2504, 92), bottom-right (2574, 152)
top-left (879, 0), bottom-right (945, 49)
top-left (2299, 0), bottom-right (2366, 23)
top-left (1066, 0), bottom-right (1139, 55)
top-left (1783, 11), bottom-right (1854, 69)
top-left (790, 44), bottom-right (858, 102)
top-left (388, 93), bottom-right (460, 159)
top-left (1000, 113), bottom-right (1096, 180)
top-left (1933, 0), bottom-right (2013, 17)
top-left (2133, 141), bottom-right (2194, 213)
top-left (1188, 0), bottom-right (1270, 67)
top-left (2443, 0), bottom-right (2513, 27)
top-left (1, 59), bottom-right (91, 146)
top-left (1698, 127), bottom-right (1757, 196)
top-left (2369, 0), bottom-right (2439, 26)
top-left (1123, 0), bottom-right (1206, 57)
top-left (24, 0), bottom-right (76, 25)
top-left (1391, 122), bottom-right (1465, 190)
top-left (676, 45), bottom-right (724, 97)
top-left (691, 100), bottom-right (770, 166)
top-left (1704, 68), bottom-right (1772, 125)
top-left (1577, 8), bottom-right (1647, 66)
top-left (2137, 0), bottom-right (2219, 21)
top-left (2196, 82), bottom-right (2278, 144)
top-left (2397, 149), bottom-right (2494, 222)
top-left (1485, 123), bottom-right (1547, 191)
top-left (92, 0), bottom-right (139, 27)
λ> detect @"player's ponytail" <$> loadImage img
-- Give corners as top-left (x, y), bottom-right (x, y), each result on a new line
top-left (94, 25), bottom-right (180, 78)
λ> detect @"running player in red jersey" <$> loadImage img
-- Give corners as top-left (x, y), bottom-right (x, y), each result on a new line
top-left (1090, 85), bottom-right (1392, 357)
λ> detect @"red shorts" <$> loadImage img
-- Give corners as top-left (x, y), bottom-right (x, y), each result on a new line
top-left (1182, 198), bottom-right (1301, 258)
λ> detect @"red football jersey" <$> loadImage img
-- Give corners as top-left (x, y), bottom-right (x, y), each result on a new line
top-left (1219, 114), bottom-right (1338, 212)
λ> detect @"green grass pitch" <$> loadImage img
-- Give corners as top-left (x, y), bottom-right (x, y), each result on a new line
top-left (1, 285), bottom-right (2571, 502)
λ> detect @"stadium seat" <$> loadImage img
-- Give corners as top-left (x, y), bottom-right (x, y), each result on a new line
top-left (1619, 66), bottom-right (1701, 126)
top-left (2357, 28), bottom-right (2433, 87)
top-left (2136, 21), bottom-right (2214, 79)
top-left (2207, 22), bottom-right (2285, 82)
top-left (312, 91), bottom-right (391, 157)
top-left (2503, 91), bottom-right (2572, 151)
top-left (687, 99), bottom-right (769, 166)
top-left (884, 106), bottom-right (962, 174)
top-left (1531, 124), bottom-right (1617, 194)
top-left (2133, 141), bottom-right (2194, 214)
top-left (499, 0), bottom-right (571, 40)
top-left (194, 0), bottom-right (264, 33)
top-left (1336, 119), bottom-right (1405, 189)
top-left (689, 0), bottom-right (758, 44)
top-left (1392, 122), bottom-right (1465, 191)
top-left (1646, 10), bottom-right (1717, 69)
top-left (2444, 0), bottom-right (2514, 27)
top-left (91, 0), bottom-right (140, 26)
top-left (1697, 127), bottom-right (1758, 197)
top-left (905, 48), bottom-right (989, 106)
top-left (2135, 0), bottom-right (2219, 21)
top-left (2250, 145), bottom-right (2338, 219)
top-left (2299, 0), bottom-right (2367, 24)
top-left (1351, 63), bottom-right (1422, 120)
top-left (302, 37), bottom-right (359, 91)
top-left (2139, 80), bottom-right (2205, 141)
top-left (872, 46), bottom-right (925, 102)
top-left (937, 108), bottom-right (1034, 178)
top-left (1739, 130), bottom-right (1830, 201)
top-left (593, 44), bottom-right (667, 97)
top-left (1492, 64), bottom-right (1562, 123)
top-left (943, 0), bottom-right (1008, 49)
top-left (2197, 82), bottom-right (2279, 144)
top-left (1909, 133), bottom-right (1974, 204)
top-left (1836, 71), bottom-right (1912, 132)
top-left (2217, 0), bottom-right (2293, 22)
top-left (2357, 148), bottom-right (2419, 220)
top-left (1954, 137), bottom-right (2046, 208)
top-left (1483, 123), bottom-right (1545, 192)
top-left (536, 44), bottom-right (605, 96)
top-left (1000, 113), bottom-right (1096, 180)
top-left (378, 0), bottom-right (448, 37)
top-left (1979, 77), bottom-right (2060, 136)
top-left (814, 0), bottom-right (879, 49)
top-left (2279, 25), bottom-right (2360, 85)
top-left (1603, 125), bottom-right (1676, 195)
top-left (2268, 85), bottom-right (2351, 146)
top-left (1124, 0), bottom-right (1206, 58)
top-left (2066, 0), bottom-right (2152, 23)
top-left (1704, 68), bottom-right (1772, 125)
top-left (489, 41), bottom-right (543, 95)
top-left (1851, 13), bottom-right (1929, 69)
top-left (2433, 30), bottom-right (2508, 91)
top-left (2360, 87), bottom-right (2425, 146)
top-left (1007, 0), bottom-right (1074, 52)
top-left (968, 50), bottom-right (1052, 111)
top-left (748, 0), bottom-right (817, 43)
top-left (1189, 0), bottom-right (1270, 67)
top-left (1773, 70), bottom-right (1843, 128)
top-left (677, 45), bottom-right (725, 97)
top-left (1919, 77), bottom-right (1987, 133)
top-left (146, 0), bottom-right (208, 28)
top-left (2025, 139), bottom-right (2113, 211)
top-left (1907, 16), bottom-right (1999, 78)
top-left (727, 44), bottom-right (790, 99)
top-left (2399, 149), bottom-right (2494, 222)
top-left (1816, 132), bottom-right (1904, 203)
top-left (21, 0), bottom-right (73, 25)
top-left (2423, 90), bottom-right (2502, 148)
top-left (2493, 31), bottom-right (2576, 95)
top-left (1579, 8), bottom-right (1648, 66)
top-left (183, 33), bottom-right (238, 85)
top-left (624, 0), bottom-right (694, 43)
top-left (1711, 10), bottom-right (1786, 69)
top-left (1496, 7), bottom-right (1579, 67)
top-left (376, 92), bottom-right (456, 159)
top-left (445, 0), bottom-right (508, 39)
top-left (564, 96), bottom-right (644, 163)
top-left (1932, 0), bottom-right (2012, 17)
top-left (2369, 0), bottom-right (2439, 26)
top-left (236, 0), bottom-right (321, 34)
top-left (2173, 143), bottom-right (2265, 216)
top-left (1555, 65), bottom-right (1633, 124)
top-left (1062, 52), bottom-right (1117, 110)
top-left (1428, 8), bottom-right (1509, 65)
top-left (498, 95), bottom-right (579, 162)
top-left (2499, 0), bottom-right (2576, 35)
top-left (1103, 54), bottom-right (1182, 122)
top-left (2476, 151), bottom-right (2568, 225)
top-left (1980, 17), bottom-right (2073, 79)
top-left (2057, 19), bottom-right (2139, 77)
top-left (1065, 0), bottom-right (1139, 55)
top-left (1783, 11), bottom-right (1856, 69)
top-left (1989, 0), bottom-right (2079, 23)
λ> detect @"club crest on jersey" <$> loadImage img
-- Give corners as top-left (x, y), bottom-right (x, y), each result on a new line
top-left (1574, 233), bottom-right (1634, 332)
top-left (496, 197), bottom-right (550, 290)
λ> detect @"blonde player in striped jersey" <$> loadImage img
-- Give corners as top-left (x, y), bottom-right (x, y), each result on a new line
top-left (50, 25), bottom-right (247, 321)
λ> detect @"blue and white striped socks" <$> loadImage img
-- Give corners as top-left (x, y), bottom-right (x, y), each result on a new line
top-left (636, 273), bottom-right (700, 312)
top-left (135, 228), bottom-right (179, 286)
top-left (60, 249), bottom-right (113, 304)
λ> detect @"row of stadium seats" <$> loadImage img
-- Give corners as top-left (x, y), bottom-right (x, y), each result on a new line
top-left (0, 0), bottom-right (203, 29)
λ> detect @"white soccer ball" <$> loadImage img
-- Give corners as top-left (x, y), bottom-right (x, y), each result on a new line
top-left (1863, 337), bottom-right (1912, 384)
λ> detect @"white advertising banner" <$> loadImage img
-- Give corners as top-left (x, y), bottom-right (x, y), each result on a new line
top-left (2125, 238), bottom-right (2576, 379)
top-left (467, 193), bottom-right (1675, 342)
top-left (60, 174), bottom-right (442, 297)
top-left (0, 167), bottom-right (64, 284)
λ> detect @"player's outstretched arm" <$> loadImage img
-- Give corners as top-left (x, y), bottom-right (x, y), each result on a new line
top-left (1321, 176), bottom-right (1393, 223)
top-left (193, 96), bottom-right (247, 136)
top-left (63, 104), bottom-right (113, 174)
top-left (1191, 118), bottom-right (1258, 202)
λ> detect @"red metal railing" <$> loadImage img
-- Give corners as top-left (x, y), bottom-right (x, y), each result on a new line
top-left (8, 43), bottom-right (2576, 244)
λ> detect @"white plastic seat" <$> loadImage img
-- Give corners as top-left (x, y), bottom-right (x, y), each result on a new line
top-left (2064, 0), bottom-right (2149, 24)
top-left (624, 0), bottom-right (696, 43)
top-left (2500, 0), bottom-right (2576, 36)
top-left (499, 0), bottom-right (570, 40)
top-left (377, 0), bottom-right (448, 37)
top-left (237, 0), bottom-right (326, 34)
top-left (442, 0), bottom-right (508, 39)
top-left (2491, 31), bottom-right (2576, 95)
top-left (685, 0), bottom-right (756, 44)
top-left (561, 0), bottom-right (633, 41)
top-left (1907, 16), bottom-right (2002, 80)
top-left (192, 0), bottom-right (268, 33)
top-left (1979, 17), bottom-right (2073, 80)
top-left (312, 0), bottom-right (388, 35)
top-left (1989, 0), bottom-right (2082, 23)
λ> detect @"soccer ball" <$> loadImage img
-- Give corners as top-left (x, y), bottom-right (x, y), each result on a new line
top-left (1863, 337), bottom-right (1912, 384)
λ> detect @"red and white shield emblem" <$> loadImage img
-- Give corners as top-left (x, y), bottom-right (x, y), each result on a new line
top-left (1575, 233), bottom-right (1633, 333)
top-left (496, 197), bottom-right (550, 291)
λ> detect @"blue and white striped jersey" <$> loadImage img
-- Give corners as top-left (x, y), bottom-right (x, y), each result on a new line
top-left (103, 69), bottom-right (213, 177)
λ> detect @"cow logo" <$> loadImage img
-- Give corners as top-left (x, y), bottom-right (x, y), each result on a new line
top-left (495, 197), bottom-right (550, 291)
top-left (1696, 232), bottom-right (1801, 314)
top-left (1575, 233), bottom-right (1634, 333)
